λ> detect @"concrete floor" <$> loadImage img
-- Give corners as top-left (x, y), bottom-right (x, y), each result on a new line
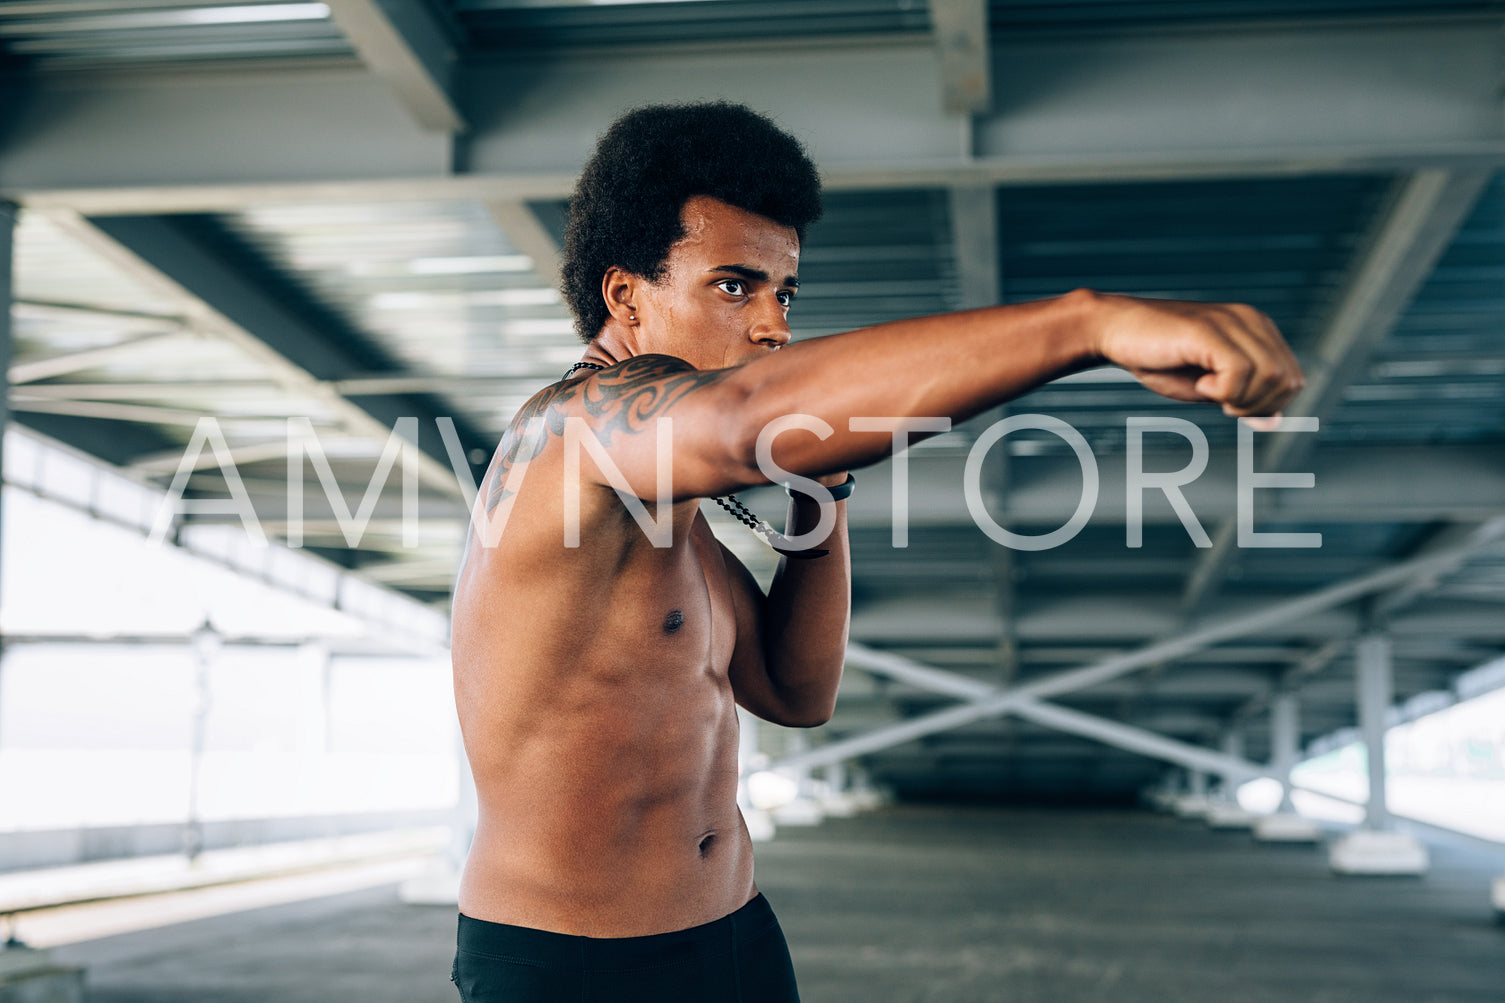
top-left (54, 805), bottom-right (1505, 1003)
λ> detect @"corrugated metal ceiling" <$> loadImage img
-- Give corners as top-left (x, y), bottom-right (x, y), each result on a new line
top-left (0, 1), bottom-right (350, 69)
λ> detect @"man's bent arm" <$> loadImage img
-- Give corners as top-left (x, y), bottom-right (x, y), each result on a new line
top-left (721, 478), bottom-right (850, 727)
top-left (756, 477), bottom-right (851, 727)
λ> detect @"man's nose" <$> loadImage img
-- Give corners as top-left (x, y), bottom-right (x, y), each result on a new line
top-left (751, 300), bottom-right (791, 349)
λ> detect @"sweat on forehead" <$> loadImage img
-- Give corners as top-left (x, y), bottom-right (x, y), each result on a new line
top-left (670, 197), bottom-right (800, 259)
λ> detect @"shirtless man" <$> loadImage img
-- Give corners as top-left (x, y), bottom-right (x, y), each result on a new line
top-left (448, 103), bottom-right (1302, 1001)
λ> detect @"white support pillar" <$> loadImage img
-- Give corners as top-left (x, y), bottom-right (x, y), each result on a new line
top-left (1271, 690), bottom-right (1300, 812)
top-left (1330, 633), bottom-right (1429, 874)
top-left (1144, 769), bottom-right (1180, 812)
top-left (1206, 731), bottom-right (1257, 829)
top-left (448, 718), bottom-right (478, 873)
top-left (1176, 769), bottom-right (1211, 818)
top-left (736, 708), bottom-right (775, 841)
top-left (183, 619), bottom-right (220, 861)
top-left (1220, 731), bottom-right (1246, 794)
top-left (772, 731), bottom-right (825, 827)
top-left (820, 759), bottom-right (859, 818)
top-left (401, 655), bottom-right (478, 904)
top-left (0, 203), bottom-right (12, 756)
top-left (1255, 689), bottom-right (1323, 842)
top-left (847, 762), bottom-right (886, 812)
top-left (1357, 633), bottom-right (1392, 831)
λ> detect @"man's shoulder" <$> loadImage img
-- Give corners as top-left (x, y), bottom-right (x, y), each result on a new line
top-left (513, 355), bottom-right (723, 447)
top-left (505, 355), bottom-right (700, 430)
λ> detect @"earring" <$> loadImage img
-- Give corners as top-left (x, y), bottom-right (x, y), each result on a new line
top-left (630, 314), bottom-right (637, 322)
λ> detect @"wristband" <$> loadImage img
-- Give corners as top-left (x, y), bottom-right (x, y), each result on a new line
top-left (786, 472), bottom-right (855, 502)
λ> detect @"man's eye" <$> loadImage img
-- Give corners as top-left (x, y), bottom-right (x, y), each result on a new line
top-left (777, 290), bottom-right (793, 307)
top-left (717, 279), bottom-right (744, 296)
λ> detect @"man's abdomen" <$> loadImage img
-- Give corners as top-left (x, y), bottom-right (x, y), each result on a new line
top-left (457, 673), bottom-right (755, 938)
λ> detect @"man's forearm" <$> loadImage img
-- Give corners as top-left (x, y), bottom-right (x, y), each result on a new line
top-left (723, 290), bottom-right (1102, 481)
top-left (761, 477), bottom-right (851, 727)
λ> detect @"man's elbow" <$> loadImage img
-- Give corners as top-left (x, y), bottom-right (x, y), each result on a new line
top-left (776, 698), bottom-right (836, 729)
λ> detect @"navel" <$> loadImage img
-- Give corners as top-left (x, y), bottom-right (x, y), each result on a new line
top-left (663, 609), bottom-right (685, 634)
top-left (697, 831), bottom-right (717, 857)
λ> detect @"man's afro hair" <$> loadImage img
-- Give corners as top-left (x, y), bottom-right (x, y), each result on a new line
top-left (561, 102), bottom-right (823, 343)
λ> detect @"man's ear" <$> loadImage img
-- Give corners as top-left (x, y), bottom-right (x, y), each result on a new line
top-left (601, 266), bottom-right (641, 327)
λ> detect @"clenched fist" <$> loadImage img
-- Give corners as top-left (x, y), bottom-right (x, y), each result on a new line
top-left (1085, 291), bottom-right (1305, 418)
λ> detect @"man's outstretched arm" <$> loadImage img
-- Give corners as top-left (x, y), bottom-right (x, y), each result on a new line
top-left (564, 289), bottom-right (1305, 500)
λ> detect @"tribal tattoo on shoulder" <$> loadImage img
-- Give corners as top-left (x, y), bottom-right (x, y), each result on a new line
top-left (575, 354), bottom-right (726, 445)
top-left (456, 355), bottom-right (727, 578)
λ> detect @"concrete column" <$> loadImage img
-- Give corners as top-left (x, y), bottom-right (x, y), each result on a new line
top-left (1220, 731), bottom-right (1245, 793)
top-left (820, 759), bottom-right (859, 817)
top-left (1175, 768), bottom-right (1211, 818)
top-left (772, 730), bottom-right (824, 826)
top-left (446, 712), bottom-right (477, 872)
top-left (0, 203), bottom-right (13, 754)
top-left (1270, 689), bottom-right (1300, 812)
top-left (1253, 687), bottom-right (1322, 841)
top-left (1355, 633), bottom-right (1392, 831)
top-left (847, 762), bottom-right (885, 811)
top-left (401, 658), bottom-right (478, 904)
top-left (737, 706), bottom-right (760, 780)
top-left (184, 619), bottom-right (220, 861)
top-left (736, 708), bottom-right (775, 840)
top-left (1206, 730), bottom-right (1256, 828)
top-left (1329, 632), bottom-right (1428, 873)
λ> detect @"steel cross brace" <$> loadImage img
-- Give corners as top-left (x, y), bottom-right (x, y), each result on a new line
top-left (764, 516), bottom-right (1505, 777)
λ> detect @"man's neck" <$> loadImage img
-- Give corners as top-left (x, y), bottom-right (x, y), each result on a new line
top-left (580, 326), bottom-right (637, 369)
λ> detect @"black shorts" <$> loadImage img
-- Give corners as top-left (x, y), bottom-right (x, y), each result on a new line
top-left (451, 892), bottom-right (801, 1002)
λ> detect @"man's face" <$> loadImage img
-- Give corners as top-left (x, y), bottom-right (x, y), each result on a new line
top-left (640, 195), bottom-right (801, 370)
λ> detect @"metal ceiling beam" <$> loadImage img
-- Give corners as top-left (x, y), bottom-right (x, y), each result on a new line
top-left (1373, 519), bottom-right (1502, 620)
top-left (849, 591), bottom-right (1505, 649)
top-left (946, 184), bottom-right (999, 311)
top-left (930, 0), bottom-right (991, 116)
top-left (4, 19), bottom-right (1503, 209)
top-left (839, 442), bottom-right (1505, 531)
top-left (9, 330), bottom-right (193, 385)
top-left (484, 200), bottom-right (563, 297)
top-left (1230, 518), bottom-right (1505, 728)
top-left (1180, 168), bottom-right (1495, 612)
top-left (130, 438), bottom-right (319, 476)
top-left (3, 437), bottom-right (449, 651)
top-left (1232, 637), bottom-right (1348, 724)
top-left (17, 380), bottom-right (293, 400)
top-left (325, 0), bottom-right (464, 134)
top-left (770, 520), bottom-right (1505, 774)
top-left (8, 397), bottom-right (290, 427)
top-left (46, 210), bottom-right (488, 496)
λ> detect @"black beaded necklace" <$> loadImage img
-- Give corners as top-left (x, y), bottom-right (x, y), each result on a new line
top-left (561, 361), bottom-right (826, 558)
top-left (562, 360), bottom-right (606, 380)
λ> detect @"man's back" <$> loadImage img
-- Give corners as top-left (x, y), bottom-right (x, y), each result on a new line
top-left (450, 377), bottom-right (758, 937)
